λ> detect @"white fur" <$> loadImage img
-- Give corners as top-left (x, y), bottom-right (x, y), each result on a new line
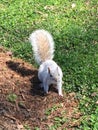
top-left (38, 60), bottom-right (63, 96)
top-left (29, 29), bottom-right (63, 96)
top-left (29, 29), bottom-right (54, 65)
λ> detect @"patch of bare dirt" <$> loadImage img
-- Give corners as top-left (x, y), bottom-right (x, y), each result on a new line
top-left (0, 47), bottom-right (81, 130)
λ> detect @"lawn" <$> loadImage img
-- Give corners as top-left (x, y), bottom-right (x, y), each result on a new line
top-left (0, 0), bottom-right (98, 129)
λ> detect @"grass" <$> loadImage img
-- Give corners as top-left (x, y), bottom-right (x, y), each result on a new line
top-left (0, 0), bottom-right (98, 129)
top-left (7, 93), bottom-right (17, 103)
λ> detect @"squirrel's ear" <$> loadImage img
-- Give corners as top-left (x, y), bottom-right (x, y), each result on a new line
top-left (48, 67), bottom-right (51, 74)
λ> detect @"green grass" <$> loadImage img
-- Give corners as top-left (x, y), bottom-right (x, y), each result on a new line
top-left (0, 0), bottom-right (98, 129)
top-left (7, 93), bottom-right (17, 103)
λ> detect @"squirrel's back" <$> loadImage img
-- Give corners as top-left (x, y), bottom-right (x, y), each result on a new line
top-left (29, 29), bottom-right (54, 65)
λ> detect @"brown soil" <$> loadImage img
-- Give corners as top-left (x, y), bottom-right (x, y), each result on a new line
top-left (0, 47), bottom-right (81, 130)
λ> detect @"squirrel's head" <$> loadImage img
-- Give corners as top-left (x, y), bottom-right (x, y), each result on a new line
top-left (48, 67), bottom-right (60, 83)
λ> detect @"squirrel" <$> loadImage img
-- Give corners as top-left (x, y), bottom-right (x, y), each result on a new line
top-left (29, 29), bottom-right (63, 96)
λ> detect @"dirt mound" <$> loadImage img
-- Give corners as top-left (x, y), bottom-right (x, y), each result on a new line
top-left (0, 47), bottom-right (81, 130)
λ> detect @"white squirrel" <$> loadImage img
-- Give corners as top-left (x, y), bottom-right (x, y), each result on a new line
top-left (29, 29), bottom-right (63, 96)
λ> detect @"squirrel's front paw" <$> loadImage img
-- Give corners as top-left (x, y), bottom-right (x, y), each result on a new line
top-left (59, 93), bottom-right (63, 97)
top-left (43, 91), bottom-right (49, 96)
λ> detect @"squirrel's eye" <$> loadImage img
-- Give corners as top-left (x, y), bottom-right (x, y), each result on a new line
top-left (50, 74), bottom-right (53, 77)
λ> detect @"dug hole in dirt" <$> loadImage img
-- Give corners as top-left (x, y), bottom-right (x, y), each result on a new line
top-left (0, 47), bottom-right (81, 130)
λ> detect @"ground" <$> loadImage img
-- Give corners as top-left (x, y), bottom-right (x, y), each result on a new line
top-left (0, 47), bottom-right (81, 130)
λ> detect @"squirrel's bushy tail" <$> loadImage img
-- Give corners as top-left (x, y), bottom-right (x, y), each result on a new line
top-left (29, 29), bottom-right (54, 65)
